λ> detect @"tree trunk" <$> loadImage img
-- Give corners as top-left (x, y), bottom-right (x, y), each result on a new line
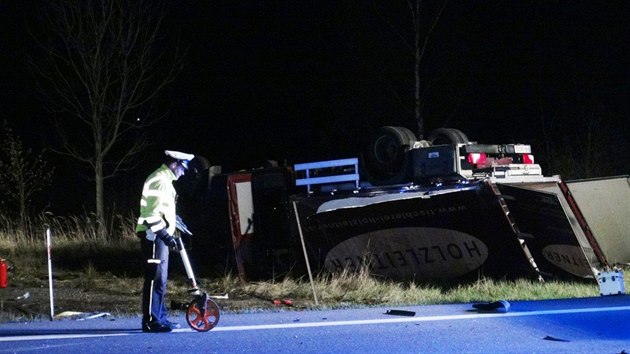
top-left (95, 157), bottom-right (106, 239)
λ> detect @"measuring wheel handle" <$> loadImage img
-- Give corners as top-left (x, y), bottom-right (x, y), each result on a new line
top-left (185, 292), bottom-right (220, 332)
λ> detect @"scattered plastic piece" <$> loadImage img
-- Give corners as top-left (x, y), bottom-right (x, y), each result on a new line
top-left (543, 335), bottom-right (570, 342)
top-left (272, 299), bottom-right (293, 306)
top-left (472, 300), bottom-right (511, 313)
top-left (385, 309), bottom-right (416, 317)
top-left (54, 311), bottom-right (84, 319)
top-left (54, 311), bottom-right (111, 320)
top-left (77, 312), bottom-right (111, 321)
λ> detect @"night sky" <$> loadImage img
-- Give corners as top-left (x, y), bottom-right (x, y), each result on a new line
top-left (1, 1), bottom-right (629, 214)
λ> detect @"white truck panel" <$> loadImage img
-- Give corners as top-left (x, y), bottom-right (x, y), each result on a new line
top-left (566, 176), bottom-right (630, 265)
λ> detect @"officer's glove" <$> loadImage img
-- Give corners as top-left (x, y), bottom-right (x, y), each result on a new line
top-left (155, 228), bottom-right (178, 248)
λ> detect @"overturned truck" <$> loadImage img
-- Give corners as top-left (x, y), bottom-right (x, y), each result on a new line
top-left (178, 127), bottom-right (630, 285)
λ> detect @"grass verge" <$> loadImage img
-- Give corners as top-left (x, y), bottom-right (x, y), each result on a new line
top-left (1, 212), bottom-right (627, 323)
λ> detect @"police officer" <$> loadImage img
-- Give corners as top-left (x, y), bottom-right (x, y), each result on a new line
top-left (136, 150), bottom-right (194, 333)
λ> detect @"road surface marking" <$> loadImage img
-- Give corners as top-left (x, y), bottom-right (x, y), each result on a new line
top-left (1, 305), bottom-right (629, 342)
top-left (0, 332), bottom-right (129, 342)
top-left (210, 305), bottom-right (630, 331)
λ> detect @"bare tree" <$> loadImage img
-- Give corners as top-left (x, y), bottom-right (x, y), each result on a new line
top-left (372, 0), bottom-right (448, 139)
top-left (30, 0), bottom-right (184, 236)
top-left (0, 121), bottom-right (54, 229)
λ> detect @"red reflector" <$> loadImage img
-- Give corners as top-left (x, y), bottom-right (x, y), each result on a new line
top-left (467, 153), bottom-right (487, 166)
top-left (522, 154), bottom-right (534, 164)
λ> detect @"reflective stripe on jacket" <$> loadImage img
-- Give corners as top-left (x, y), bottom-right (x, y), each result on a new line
top-left (136, 164), bottom-right (177, 235)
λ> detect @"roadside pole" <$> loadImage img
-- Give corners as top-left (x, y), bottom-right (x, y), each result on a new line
top-left (46, 226), bottom-right (54, 320)
top-left (292, 201), bottom-right (319, 306)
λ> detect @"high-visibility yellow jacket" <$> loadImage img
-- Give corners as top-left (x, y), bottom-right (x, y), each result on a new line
top-left (136, 164), bottom-right (177, 236)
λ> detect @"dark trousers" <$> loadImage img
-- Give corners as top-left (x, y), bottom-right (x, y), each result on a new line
top-left (140, 234), bottom-right (170, 325)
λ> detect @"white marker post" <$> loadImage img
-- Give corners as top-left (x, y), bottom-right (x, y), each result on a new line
top-left (46, 226), bottom-right (55, 320)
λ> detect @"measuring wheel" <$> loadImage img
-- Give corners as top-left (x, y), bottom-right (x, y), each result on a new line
top-left (185, 293), bottom-right (220, 332)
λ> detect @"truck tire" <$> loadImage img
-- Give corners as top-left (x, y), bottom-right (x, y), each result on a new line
top-left (427, 128), bottom-right (469, 145)
top-left (364, 126), bottom-right (417, 185)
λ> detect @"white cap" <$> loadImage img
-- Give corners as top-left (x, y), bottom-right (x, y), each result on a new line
top-left (165, 150), bottom-right (195, 169)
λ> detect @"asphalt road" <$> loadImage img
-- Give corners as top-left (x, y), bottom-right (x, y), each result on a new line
top-left (1, 295), bottom-right (628, 353)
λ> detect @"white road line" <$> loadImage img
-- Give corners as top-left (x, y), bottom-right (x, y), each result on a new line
top-left (0, 332), bottom-right (130, 343)
top-left (209, 305), bottom-right (630, 331)
top-left (2, 305), bottom-right (630, 342)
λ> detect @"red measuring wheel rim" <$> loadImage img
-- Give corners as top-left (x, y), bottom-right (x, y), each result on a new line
top-left (186, 298), bottom-right (220, 332)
